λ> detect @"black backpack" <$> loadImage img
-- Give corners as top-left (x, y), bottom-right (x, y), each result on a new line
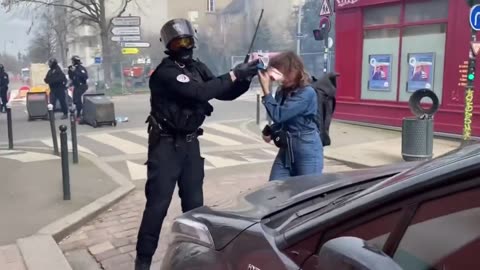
top-left (311, 73), bottom-right (339, 147)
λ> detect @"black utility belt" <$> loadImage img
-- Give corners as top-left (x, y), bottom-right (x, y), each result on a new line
top-left (157, 129), bottom-right (204, 142)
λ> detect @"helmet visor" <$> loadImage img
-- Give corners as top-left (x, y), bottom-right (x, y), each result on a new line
top-left (169, 37), bottom-right (194, 51)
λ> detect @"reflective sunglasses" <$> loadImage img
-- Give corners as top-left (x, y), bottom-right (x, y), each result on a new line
top-left (169, 37), bottom-right (195, 51)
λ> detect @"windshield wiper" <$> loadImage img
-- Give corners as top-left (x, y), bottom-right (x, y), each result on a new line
top-left (275, 188), bottom-right (365, 232)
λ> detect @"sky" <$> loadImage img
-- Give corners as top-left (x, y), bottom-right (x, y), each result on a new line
top-left (0, 7), bottom-right (32, 56)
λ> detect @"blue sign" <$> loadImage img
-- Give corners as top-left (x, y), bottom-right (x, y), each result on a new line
top-left (94, 57), bottom-right (102, 64)
top-left (470, 5), bottom-right (480, 31)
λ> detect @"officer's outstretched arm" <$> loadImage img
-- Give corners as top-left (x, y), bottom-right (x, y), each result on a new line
top-left (215, 80), bottom-right (251, 101)
top-left (160, 71), bottom-right (236, 102)
top-left (194, 61), bottom-right (251, 101)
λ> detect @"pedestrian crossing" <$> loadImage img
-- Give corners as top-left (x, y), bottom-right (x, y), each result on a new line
top-left (37, 121), bottom-right (262, 158)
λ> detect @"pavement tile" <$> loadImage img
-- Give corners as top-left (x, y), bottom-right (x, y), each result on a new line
top-left (94, 248), bottom-right (121, 262)
top-left (100, 253), bottom-right (132, 269)
top-left (113, 228), bottom-right (138, 239)
top-left (3, 261), bottom-right (27, 270)
top-left (111, 238), bottom-right (130, 248)
top-left (0, 244), bottom-right (22, 263)
top-left (88, 241), bottom-right (115, 255)
top-left (118, 244), bottom-right (136, 254)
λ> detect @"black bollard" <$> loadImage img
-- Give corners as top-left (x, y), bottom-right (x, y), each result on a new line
top-left (48, 104), bottom-right (59, 155)
top-left (6, 104), bottom-right (13, 150)
top-left (70, 108), bottom-right (78, 164)
top-left (256, 92), bottom-right (261, 125)
top-left (59, 125), bottom-right (71, 201)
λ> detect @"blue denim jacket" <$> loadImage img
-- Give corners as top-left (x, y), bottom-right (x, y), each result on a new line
top-left (262, 85), bottom-right (318, 133)
top-left (262, 85), bottom-right (324, 180)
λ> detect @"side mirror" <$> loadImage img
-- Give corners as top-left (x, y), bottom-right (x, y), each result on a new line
top-left (317, 237), bottom-right (403, 270)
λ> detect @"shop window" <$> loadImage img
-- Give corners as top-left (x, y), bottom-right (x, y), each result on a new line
top-left (361, 28), bottom-right (400, 101)
top-left (364, 5), bottom-right (401, 26)
top-left (404, 0), bottom-right (449, 23)
top-left (398, 24), bottom-right (446, 103)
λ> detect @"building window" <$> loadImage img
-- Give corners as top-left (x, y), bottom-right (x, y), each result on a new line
top-left (207, 0), bottom-right (215, 12)
top-left (360, 0), bottom-right (449, 102)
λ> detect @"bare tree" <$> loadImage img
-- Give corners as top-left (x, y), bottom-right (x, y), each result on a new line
top-left (2, 0), bottom-right (134, 85)
top-left (27, 12), bottom-right (57, 63)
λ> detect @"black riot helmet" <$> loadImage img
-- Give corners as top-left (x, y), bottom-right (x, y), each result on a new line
top-left (48, 58), bottom-right (58, 68)
top-left (160, 19), bottom-right (196, 50)
top-left (71, 55), bottom-right (82, 65)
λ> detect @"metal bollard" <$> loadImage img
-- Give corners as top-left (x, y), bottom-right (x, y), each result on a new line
top-left (59, 125), bottom-right (71, 200)
top-left (70, 108), bottom-right (78, 164)
top-left (6, 103), bottom-right (13, 150)
top-left (256, 92), bottom-right (261, 125)
top-left (48, 104), bottom-right (59, 155)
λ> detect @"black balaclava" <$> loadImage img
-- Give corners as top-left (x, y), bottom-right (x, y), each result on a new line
top-left (166, 47), bottom-right (194, 65)
top-left (0, 64), bottom-right (4, 74)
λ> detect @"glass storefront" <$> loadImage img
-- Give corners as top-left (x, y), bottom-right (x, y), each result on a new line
top-left (360, 0), bottom-right (449, 103)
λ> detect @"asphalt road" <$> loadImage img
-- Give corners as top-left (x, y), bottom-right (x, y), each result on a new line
top-left (0, 92), bottom-right (260, 144)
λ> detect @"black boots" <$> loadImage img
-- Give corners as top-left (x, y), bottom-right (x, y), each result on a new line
top-left (135, 258), bottom-right (151, 270)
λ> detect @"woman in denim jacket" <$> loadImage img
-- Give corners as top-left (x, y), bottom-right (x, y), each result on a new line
top-left (258, 51), bottom-right (324, 181)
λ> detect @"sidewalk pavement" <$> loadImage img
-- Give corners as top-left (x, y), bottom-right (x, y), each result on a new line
top-left (0, 146), bottom-right (135, 270)
top-left (247, 120), bottom-right (461, 167)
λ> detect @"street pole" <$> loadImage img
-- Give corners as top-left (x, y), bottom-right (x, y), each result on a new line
top-left (463, 0), bottom-right (480, 143)
top-left (463, 30), bottom-right (476, 143)
top-left (297, 1), bottom-right (304, 56)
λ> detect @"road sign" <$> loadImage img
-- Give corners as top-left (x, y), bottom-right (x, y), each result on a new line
top-left (111, 26), bottom-right (140, 36)
top-left (112, 16), bottom-right (141, 26)
top-left (122, 48), bottom-right (139, 55)
top-left (320, 0), bottom-right (332, 16)
top-left (94, 57), bottom-right (102, 64)
top-left (472, 41), bottom-right (480, 56)
top-left (470, 5), bottom-right (480, 31)
top-left (121, 42), bottom-right (151, 48)
top-left (319, 17), bottom-right (331, 34)
top-left (111, 36), bottom-right (141, 42)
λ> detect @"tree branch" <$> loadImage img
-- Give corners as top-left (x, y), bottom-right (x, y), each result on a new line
top-left (107, 0), bottom-right (132, 29)
top-left (8, 0), bottom-right (98, 22)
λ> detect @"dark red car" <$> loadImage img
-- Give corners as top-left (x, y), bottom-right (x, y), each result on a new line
top-left (161, 142), bottom-right (480, 270)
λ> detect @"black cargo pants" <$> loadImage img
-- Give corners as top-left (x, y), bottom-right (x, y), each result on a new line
top-left (50, 88), bottom-right (68, 115)
top-left (136, 134), bottom-right (205, 261)
top-left (73, 84), bottom-right (87, 117)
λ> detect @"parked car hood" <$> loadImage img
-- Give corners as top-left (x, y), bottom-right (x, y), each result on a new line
top-left (186, 162), bottom-right (418, 250)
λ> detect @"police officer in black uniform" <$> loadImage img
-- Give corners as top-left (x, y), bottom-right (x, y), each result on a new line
top-left (68, 56), bottom-right (88, 120)
top-left (0, 64), bottom-right (9, 113)
top-left (135, 18), bottom-right (259, 270)
top-left (45, 58), bottom-right (69, 119)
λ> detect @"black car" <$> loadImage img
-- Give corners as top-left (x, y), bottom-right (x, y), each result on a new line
top-left (162, 142), bottom-right (480, 270)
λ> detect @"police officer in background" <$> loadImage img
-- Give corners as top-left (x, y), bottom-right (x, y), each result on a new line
top-left (0, 64), bottom-right (9, 113)
top-left (45, 58), bottom-right (68, 119)
top-left (68, 56), bottom-right (88, 120)
top-left (135, 18), bottom-right (259, 270)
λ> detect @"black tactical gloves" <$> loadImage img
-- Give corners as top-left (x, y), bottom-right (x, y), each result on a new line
top-left (232, 59), bottom-right (260, 81)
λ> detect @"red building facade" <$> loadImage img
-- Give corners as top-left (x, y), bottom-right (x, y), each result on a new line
top-left (334, 0), bottom-right (480, 136)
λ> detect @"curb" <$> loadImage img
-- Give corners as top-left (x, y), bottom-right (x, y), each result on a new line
top-left (242, 119), bottom-right (373, 169)
top-left (5, 146), bottom-right (135, 270)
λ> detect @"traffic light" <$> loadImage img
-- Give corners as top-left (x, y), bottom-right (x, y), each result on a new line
top-left (468, 58), bottom-right (476, 81)
top-left (313, 29), bottom-right (324, 41)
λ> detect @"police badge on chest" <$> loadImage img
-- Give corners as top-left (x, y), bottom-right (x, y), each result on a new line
top-left (176, 74), bottom-right (190, 83)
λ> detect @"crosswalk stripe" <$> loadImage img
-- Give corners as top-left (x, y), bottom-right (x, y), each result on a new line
top-left (86, 134), bottom-right (147, 155)
top-left (200, 133), bottom-right (242, 146)
top-left (201, 154), bottom-right (248, 168)
top-left (0, 150), bottom-right (59, 162)
top-left (262, 148), bottom-right (278, 156)
top-left (41, 139), bottom-right (97, 157)
top-left (127, 130), bottom-right (148, 139)
top-left (203, 123), bottom-right (255, 140)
